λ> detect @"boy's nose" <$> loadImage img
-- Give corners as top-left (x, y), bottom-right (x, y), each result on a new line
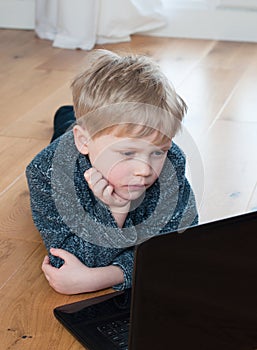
top-left (134, 160), bottom-right (152, 177)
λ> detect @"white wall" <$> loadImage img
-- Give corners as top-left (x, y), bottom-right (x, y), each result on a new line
top-left (148, 0), bottom-right (257, 42)
top-left (0, 0), bottom-right (35, 29)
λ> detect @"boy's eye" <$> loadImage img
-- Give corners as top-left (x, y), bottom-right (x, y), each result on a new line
top-left (121, 151), bottom-right (135, 157)
top-left (152, 150), bottom-right (166, 156)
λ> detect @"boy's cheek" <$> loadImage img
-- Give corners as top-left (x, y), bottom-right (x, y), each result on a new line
top-left (154, 160), bottom-right (167, 177)
top-left (103, 162), bottom-right (128, 181)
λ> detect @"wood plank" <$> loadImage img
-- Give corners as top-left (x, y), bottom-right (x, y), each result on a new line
top-left (178, 41), bottom-right (257, 138)
top-left (0, 32), bottom-right (59, 74)
top-left (0, 175), bottom-right (40, 242)
top-left (218, 49), bottom-right (257, 123)
top-left (180, 66), bottom-right (244, 138)
top-left (0, 239), bottom-right (39, 289)
top-left (1, 85), bottom-right (72, 139)
top-left (0, 69), bottom-right (73, 129)
top-left (198, 120), bottom-right (257, 223)
top-left (0, 245), bottom-right (113, 350)
top-left (0, 29), bottom-right (36, 53)
top-left (198, 41), bottom-right (257, 70)
top-left (196, 41), bottom-right (257, 222)
top-left (0, 137), bottom-right (48, 194)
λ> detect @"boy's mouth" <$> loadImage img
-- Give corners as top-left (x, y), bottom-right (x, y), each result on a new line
top-left (126, 184), bottom-right (147, 191)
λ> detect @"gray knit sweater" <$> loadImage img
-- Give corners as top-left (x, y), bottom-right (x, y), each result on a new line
top-left (26, 131), bottom-right (198, 290)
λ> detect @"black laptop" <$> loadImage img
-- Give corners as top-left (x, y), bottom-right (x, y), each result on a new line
top-left (54, 211), bottom-right (257, 350)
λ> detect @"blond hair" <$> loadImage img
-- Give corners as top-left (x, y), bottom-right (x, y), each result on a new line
top-left (71, 49), bottom-right (187, 143)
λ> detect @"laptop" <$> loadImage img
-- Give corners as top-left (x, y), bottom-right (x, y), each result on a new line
top-left (54, 211), bottom-right (257, 350)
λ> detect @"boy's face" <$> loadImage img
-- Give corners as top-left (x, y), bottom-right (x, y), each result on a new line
top-left (83, 133), bottom-right (171, 201)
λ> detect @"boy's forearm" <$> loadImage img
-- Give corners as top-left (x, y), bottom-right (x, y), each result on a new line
top-left (42, 248), bottom-right (125, 295)
top-left (88, 265), bottom-right (124, 291)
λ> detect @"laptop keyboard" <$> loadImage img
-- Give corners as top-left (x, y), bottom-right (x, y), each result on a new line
top-left (97, 318), bottom-right (130, 350)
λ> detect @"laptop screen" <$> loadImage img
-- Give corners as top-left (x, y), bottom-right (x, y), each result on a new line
top-left (129, 211), bottom-right (257, 350)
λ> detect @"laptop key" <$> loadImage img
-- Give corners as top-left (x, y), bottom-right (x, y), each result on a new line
top-left (97, 318), bottom-right (130, 349)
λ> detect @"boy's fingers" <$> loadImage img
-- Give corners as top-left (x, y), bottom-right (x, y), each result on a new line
top-left (84, 167), bottom-right (100, 183)
top-left (42, 255), bottom-right (49, 264)
top-left (42, 257), bottom-right (54, 279)
top-left (85, 168), bottom-right (111, 199)
top-left (42, 256), bottom-right (51, 271)
top-left (102, 185), bottom-right (121, 203)
top-left (103, 185), bottom-right (128, 206)
top-left (49, 248), bottom-right (76, 263)
top-left (103, 184), bottom-right (113, 197)
top-left (88, 173), bottom-right (103, 187)
top-left (92, 178), bottom-right (109, 196)
top-left (84, 167), bottom-right (129, 207)
top-left (84, 167), bottom-right (94, 178)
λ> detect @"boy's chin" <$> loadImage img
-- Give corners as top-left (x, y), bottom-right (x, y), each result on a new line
top-left (116, 188), bottom-right (146, 201)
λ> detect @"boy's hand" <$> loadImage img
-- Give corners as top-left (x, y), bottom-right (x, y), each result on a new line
top-left (42, 248), bottom-right (94, 294)
top-left (42, 248), bottom-right (124, 294)
top-left (84, 167), bottom-right (130, 212)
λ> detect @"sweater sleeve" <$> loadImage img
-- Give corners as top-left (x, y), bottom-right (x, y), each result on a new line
top-left (26, 154), bottom-right (135, 290)
top-left (111, 247), bottom-right (135, 290)
top-left (26, 153), bottom-right (135, 279)
top-left (26, 157), bottom-right (83, 268)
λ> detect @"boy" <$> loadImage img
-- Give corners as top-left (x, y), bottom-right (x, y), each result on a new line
top-left (26, 49), bottom-right (198, 295)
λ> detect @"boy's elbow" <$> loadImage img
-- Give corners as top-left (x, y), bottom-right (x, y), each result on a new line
top-left (25, 161), bottom-right (35, 184)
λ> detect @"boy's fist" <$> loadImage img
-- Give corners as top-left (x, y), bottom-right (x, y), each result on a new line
top-left (84, 167), bottom-right (130, 212)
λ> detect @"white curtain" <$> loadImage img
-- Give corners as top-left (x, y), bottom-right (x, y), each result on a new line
top-left (35, 0), bottom-right (166, 50)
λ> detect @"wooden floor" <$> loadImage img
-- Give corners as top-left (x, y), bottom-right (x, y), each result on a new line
top-left (1, 29), bottom-right (257, 349)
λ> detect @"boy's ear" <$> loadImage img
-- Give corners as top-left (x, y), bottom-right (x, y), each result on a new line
top-left (73, 125), bottom-right (90, 155)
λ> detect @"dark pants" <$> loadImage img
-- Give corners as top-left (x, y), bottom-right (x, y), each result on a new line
top-left (50, 105), bottom-right (76, 143)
